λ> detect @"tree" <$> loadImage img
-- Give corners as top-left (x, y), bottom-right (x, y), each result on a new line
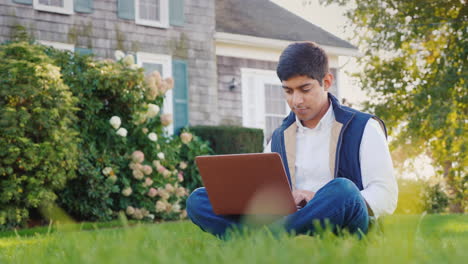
top-left (323, 0), bottom-right (467, 212)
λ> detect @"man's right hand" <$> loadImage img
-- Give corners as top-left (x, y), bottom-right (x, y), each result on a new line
top-left (292, 189), bottom-right (315, 209)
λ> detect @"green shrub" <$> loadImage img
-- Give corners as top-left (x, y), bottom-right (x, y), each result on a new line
top-left (423, 179), bottom-right (449, 213)
top-left (190, 126), bottom-right (264, 154)
top-left (44, 47), bottom-right (210, 222)
top-left (395, 177), bottom-right (450, 214)
top-left (0, 42), bottom-right (79, 230)
top-left (178, 130), bottom-right (213, 191)
top-left (395, 178), bottom-right (427, 214)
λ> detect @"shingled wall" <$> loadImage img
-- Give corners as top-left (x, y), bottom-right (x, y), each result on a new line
top-left (0, 0), bottom-right (219, 126)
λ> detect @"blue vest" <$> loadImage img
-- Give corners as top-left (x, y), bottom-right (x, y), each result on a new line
top-left (271, 93), bottom-right (387, 191)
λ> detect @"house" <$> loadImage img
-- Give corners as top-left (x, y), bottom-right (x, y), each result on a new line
top-left (0, 0), bottom-right (358, 139)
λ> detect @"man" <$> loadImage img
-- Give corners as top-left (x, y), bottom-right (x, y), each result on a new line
top-left (186, 42), bottom-right (398, 237)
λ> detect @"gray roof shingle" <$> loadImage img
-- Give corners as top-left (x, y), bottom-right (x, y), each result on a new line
top-left (216, 0), bottom-right (356, 50)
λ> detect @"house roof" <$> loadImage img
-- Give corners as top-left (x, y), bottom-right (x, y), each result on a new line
top-left (215, 0), bottom-right (356, 50)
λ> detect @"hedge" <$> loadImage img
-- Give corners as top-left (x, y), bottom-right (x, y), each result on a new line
top-left (189, 126), bottom-right (264, 154)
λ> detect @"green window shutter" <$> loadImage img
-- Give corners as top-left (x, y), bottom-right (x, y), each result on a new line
top-left (74, 0), bottom-right (93, 13)
top-left (13, 0), bottom-right (32, 5)
top-left (75, 47), bottom-right (93, 56)
top-left (172, 59), bottom-right (189, 134)
top-left (169, 0), bottom-right (185, 26)
top-left (117, 0), bottom-right (135, 20)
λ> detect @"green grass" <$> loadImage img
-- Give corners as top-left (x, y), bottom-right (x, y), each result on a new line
top-left (0, 214), bottom-right (466, 263)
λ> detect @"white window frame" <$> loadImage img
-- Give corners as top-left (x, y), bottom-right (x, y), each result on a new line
top-left (37, 40), bottom-right (74, 51)
top-left (135, 0), bottom-right (169, 28)
top-left (33, 0), bottom-right (74, 15)
top-left (329, 67), bottom-right (339, 98)
top-left (241, 68), bottom-right (289, 143)
top-left (136, 52), bottom-right (173, 134)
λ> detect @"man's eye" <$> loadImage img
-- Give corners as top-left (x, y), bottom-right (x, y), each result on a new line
top-left (284, 89), bottom-right (292, 94)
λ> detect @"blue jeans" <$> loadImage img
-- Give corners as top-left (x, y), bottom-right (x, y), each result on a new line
top-left (186, 178), bottom-right (369, 238)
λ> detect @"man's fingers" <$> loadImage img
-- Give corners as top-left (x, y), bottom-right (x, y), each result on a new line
top-left (293, 193), bottom-right (305, 205)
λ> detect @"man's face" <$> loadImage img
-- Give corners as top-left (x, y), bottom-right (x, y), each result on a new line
top-left (282, 74), bottom-right (333, 128)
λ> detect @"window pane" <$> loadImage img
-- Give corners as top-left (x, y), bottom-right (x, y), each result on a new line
top-left (264, 83), bottom-right (287, 140)
top-left (140, 0), bottom-right (161, 21)
top-left (329, 68), bottom-right (338, 96)
top-left (39, 0), bottom-right (64, 7)
top-left (142, 62), bottom-right (163, 76)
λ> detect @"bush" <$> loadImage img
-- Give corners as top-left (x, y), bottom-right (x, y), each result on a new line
top-left (395, 177), bottom-right (450, 214)
top-left (178, 130), bottom-right (213, 191)
top-left (190, 126), bottom-right (264, 154)
top-left (423, 179), bottom-right (449, 214)
top-left (44, 47), bottom-right (210, 222)
top-left (0, 42), bottom-right (79, 230)
top-left (395, 178), bottom-right (427, 214)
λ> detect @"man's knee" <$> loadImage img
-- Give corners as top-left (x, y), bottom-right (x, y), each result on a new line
top-left (328, 178), bottom-right (361, 200)
top-left (186, 187), bottom-right (207, 216)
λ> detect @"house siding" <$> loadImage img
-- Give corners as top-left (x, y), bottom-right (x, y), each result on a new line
top-left (0, 0), bottom-right (218, 126)
top-left (216, 55), bottom-right (277, 126)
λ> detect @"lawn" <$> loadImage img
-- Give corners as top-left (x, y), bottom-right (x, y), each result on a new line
top-left (0, 214), bottom-right (466, 263)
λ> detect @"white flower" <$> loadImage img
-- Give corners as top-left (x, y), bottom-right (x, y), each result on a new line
top-left (162, 170), bottom-right (171, 178)
top-left (147, 187), bottom-right (157, 197)
top-left (109, 116), bottom-right (121, 130)
top-left (122, 187), bottom-right (132, 196)
top-left (157, 152), bottom-right (165, 160)
top-left (126, 206), bottom-right (135, 215)
top-left (102, 167), bottom-right (113, 176)
top-left (172, 204), bottom-right (181, 213)
top-left (158, 189), bottom-right (170, 200)
top-left (108, 175), bottom-right (118, 183)
top-left (165, 183), bottom-right (175, 193)
top-left (179, 162), bottom-right (187, 170)
top-left (122, 54), bottom-right (135, 66)
top-left (142, 165), bottom-right (153, 175)
top-left (142, 128), bottom-right (149, 134)
top-left (131, 151), bottom-right (145, 163)
top-left (129, 64), bottom-right (139, 70)
top-left (114, 50), bottom-right (125, 61)
top-left (155, 201), bottom-right (166, 212)
top-left (180, 132), bottom-right (193, 144)
top-left (116, 128), bottom-right (128, 137)
top-left (160, 114), bottom-right (173, 126)
top-left (148, 132), bottom-right (158, 142)
top-left (147, 104), bottom-right (160, 118)
top-left (176, 187), bottom-right (187, 197)
top-left (132, 169), bottom-right (144, 180)
top-left (164, 77), bottom-right (174, 91)
top-left (147, 214), bottom-right (155, 220)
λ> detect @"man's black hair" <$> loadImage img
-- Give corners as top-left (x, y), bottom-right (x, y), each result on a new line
top-left (276, 41), bottom-right (329, 86)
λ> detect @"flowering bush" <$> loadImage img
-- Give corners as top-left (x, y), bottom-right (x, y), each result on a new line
top-left (46, 47), bottom-right (210, 222)
top-left (0, 42), bottom-right (79, 230)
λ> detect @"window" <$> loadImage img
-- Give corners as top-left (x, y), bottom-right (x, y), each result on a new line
top-left (264, 83), bottom-right (288, 140)
top-left (136, 52), bottom-right (173, 133)
top-left (37, 40), bottom-right (74, 51)
top-left (135, 0), bottom-right (169, 28)
top-left (241, 68), bottom-right (289, 142)
top-left (33, 0), bottom-right (73, 15)
top-left (329, 68), bottom-right (339, 97)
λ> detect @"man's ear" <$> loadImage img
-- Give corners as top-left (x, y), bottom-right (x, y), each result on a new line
top-left (323, 72), bottom-right (334, 91)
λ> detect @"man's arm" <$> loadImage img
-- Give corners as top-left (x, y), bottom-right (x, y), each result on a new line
top-left (360, 119), bottom-right (399, 218)
top-left (264, 141), bottom-right (272, 153)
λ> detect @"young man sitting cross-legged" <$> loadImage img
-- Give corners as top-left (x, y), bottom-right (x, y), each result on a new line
top-left (186, 41), bottom-right (398, 237)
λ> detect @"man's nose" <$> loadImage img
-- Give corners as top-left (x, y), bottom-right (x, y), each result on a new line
top-left (292, 92), bottom-right (304, 106)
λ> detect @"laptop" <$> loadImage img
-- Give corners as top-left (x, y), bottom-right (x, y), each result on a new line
top-left (195, 153), bottom-right (297, 215)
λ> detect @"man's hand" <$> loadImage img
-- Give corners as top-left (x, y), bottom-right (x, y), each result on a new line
top-left (292, 189), bottom-right (315, 208)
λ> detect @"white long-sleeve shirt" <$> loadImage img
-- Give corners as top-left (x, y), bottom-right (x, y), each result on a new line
top-left (264, 104), bottom-right (398, 218)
